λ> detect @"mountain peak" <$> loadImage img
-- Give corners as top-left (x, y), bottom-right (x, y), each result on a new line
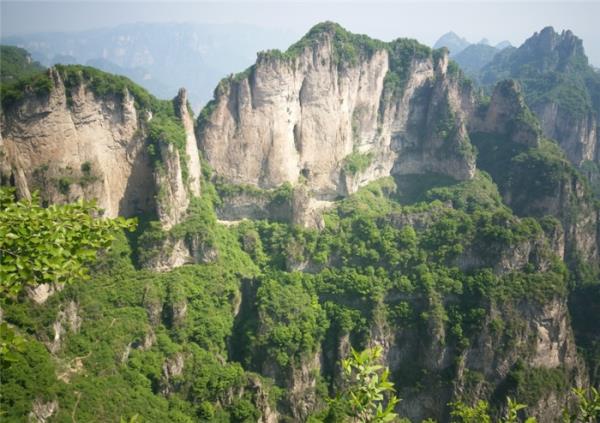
top-left (433, 31), bottom-right (471, 56)
top-left (519, 26), bottom-right (588, 72)
top-left (495, 40), bottom-right (513, 50)
top-left (257, 22), bottom-right (388, 66)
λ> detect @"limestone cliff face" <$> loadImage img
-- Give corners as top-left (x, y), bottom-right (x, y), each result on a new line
top-left (470, 79), bottom-right (599, 264)
top-left (534, 102), bottom-right (598, 165)
top-left (153, 89), bottom-right (201, 230)
top-left (199, 24), bottom-right (476, 209)
top-left (522, 27), bottom-right (599, 166)
top-left (471, 80), bottom-right (541, 148)
top-left (176, 88), bottom-right (202, 198)
top-left (0, 68), bottom-right (154, 217)
top-left (511, 169), bottom-right (598, 263)
top-left (480, 26), bottom-right (600, 167)
top-left (0, 68), bottom-right (200, 229)
top-left (0, 67), bottom-right (205, 275)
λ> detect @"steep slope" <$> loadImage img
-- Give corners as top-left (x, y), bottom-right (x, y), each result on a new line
top-left (199, 23), bottom-right (476, 226)
top-left (0, 66), bottom-right (199, 221)
top-left (479, 27), bottom-right (600, 168)
top-left (470, 80), bottom-right (599, 264)
top-left (0, 65), bottom-right (205, 274)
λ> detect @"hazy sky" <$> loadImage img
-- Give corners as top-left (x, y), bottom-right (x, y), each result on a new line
top-left (2, 1), bottom-right (600, 65)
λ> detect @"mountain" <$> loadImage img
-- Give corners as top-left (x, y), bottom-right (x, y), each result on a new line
top-left (0, 45), bottom-right (44, 83)
top-left (434, 34), bottom-right (514, 78)
top-left (479, 26), bottom-right (600, 170)
top-left (200, 22), bottom-right (476, 228)
top-left (433, 31), bottom-right (471, 55)
top-left (452, 43), bottom-right (500, 77)
top-left (1, 23), bottom-right (599, 423)
top-left (495, 40), bottom-right (513, 50)
top-left (2, 22), bottom-right (299, 110)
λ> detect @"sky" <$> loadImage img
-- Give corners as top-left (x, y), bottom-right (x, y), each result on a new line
top-left (1, 1), bottom-right (600, 65)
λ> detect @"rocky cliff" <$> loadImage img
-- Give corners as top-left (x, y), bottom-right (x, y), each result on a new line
top-left (2, 23), bottom-right (599, 423)
top-left (0, 68), bottom-right (153, 217)
top-left (480, 26), bottom-right (600, 168)
top-left (0, 67), bottom-right (200, 224)
top-left (470, 79), bottom-right (599, 264)
top-left (199, 22), bottom-right (476, 214)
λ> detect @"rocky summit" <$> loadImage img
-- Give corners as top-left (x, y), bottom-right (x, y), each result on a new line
top-left (1, 21), bottom-right (599, 423)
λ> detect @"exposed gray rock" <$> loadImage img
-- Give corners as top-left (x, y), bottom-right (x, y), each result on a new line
top-left (0, 68), bottom-right (155, 218)
top-left (471, 79), bottom-right (541, 147)
top-left (199, 27), bottom-right (476, 220)
top-left (28, 398), bottom-right (58, 423)
top-left (26, 283), bottom-right (62, 305)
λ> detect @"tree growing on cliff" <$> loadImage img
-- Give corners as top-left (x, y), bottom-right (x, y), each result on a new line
top-left (325, 346), bottom-right (400, 423)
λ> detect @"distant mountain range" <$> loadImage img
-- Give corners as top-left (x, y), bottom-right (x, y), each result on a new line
top-left (1, 22), bottom-right (299, 110)
top-left (433, 31), bottom-right (513, 76)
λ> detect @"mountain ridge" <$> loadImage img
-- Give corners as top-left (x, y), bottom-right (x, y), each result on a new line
top-left (1, 22), bottom-right (599, 423)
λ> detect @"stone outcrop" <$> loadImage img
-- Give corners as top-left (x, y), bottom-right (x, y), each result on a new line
top-left (0, 66), bottom-right (204, 273)
top-left (471, 79), bottom-right (541, 147)
top-left (534, 101), bottom-right (598, 165)
top-left (0, 68), bottom-right (155, 218)
top-left (28, 398), bottom-right (59, 423)
top-left (199, 23), bottom-right (476, 214)
top-left (155, 88), bottom-right (202, 230)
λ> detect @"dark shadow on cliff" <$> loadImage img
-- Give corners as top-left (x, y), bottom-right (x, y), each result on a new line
top-left (392, 173), bottom-right (459, 205)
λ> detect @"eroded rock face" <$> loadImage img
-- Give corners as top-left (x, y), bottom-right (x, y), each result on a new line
top-left (199, 27), bottom-right (476, 208)
top-left (160, 352), bottom-right (186, 395)
top-left (155, 88), bottom-right (202, 230)
top-left (28, 399), bottom-right (58, 423)
top-left (262, 351), bottom-right (322, 421)
top-left (0, 68), bottom-right (155, 218)
top-left (1, 69), bottom-right (201, 274)
top-left (176, 88), bottom-right (201, 197)
top-left (367, 295), bottom-right (585, 423)
top-left (154, 141), bottom-right (190, 230)
top-left (471, 80), bottom-right (541, 147)
top-left (535, 102), bottom-right (598, 165)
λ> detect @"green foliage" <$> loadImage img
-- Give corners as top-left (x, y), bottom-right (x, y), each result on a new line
top-left (343, 150), bottom-right (374, 175)
top-left (0, 45), bottom-right (48, 108)
top-left (450, 400), bottom-right (492, 423)
top-left (384, 39), bottom-right (433, 95)
top-left (479, 30), bottom-right (599, 120)
top-left (285, 21), bottom-right (386, 66)
top-left (0, 71), bottom-right (53, 109)
top-left (498, 361), bottom-right (569, 407)
top-left (0, 45), bottom-right (45, 83)
top-left (561, 387), bottom-right (600, 422)
top-left (56, 64), bottom-right (158, 112)
top-left (450, 397), bottom-right (537, 423)
top-left (251, 273), bottom-right (328, 368)
top-left (324, 346), bottom-right (400, 423)
top-left (472, 133), bottom-right (591, 220)
top-left (0, 188), bottom-right (135, 299)
top-left (147, 114), bottom-right (187, 154)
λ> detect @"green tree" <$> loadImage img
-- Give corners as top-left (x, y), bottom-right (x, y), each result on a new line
top-left (0, 188), bottom-right (135, 298)
top-left (562, 388), bottom-right (600, 423)
top-left (450, 397), bottom-right (536, 423)
top-left (331, 346), bottom-right (400, 422)
top-left (0, 188), bottom-right (135, 366)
